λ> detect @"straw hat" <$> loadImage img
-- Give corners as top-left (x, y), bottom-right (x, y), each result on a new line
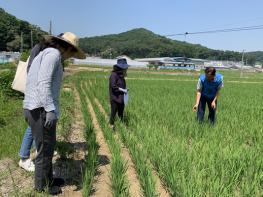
top-left (45, 32), bottom-right (86, 59)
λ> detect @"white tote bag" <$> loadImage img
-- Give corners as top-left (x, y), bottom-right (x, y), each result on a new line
top-left (11, 58), bottom-right (29, 93)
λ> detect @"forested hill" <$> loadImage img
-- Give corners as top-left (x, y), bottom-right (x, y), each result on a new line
top-left (246, 51), bottom-right (263, 64)
top-left (1, 7), bottom-right (262, 65)
top-left (79, 28), bottom-right (259, 65)
top-left (0, 8), bottom-right (46, 51)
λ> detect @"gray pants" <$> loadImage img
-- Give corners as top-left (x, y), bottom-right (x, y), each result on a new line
top-left (24, 108), bottom-right (56, 190)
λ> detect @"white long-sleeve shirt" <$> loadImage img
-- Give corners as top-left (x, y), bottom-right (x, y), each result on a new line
top-left (23, 47), bottom-right (63, 118)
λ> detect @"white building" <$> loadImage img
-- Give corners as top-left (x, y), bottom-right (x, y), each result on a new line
top-left (72, 55), bottom-right (148, 68)
top-left (0, 52), bottom-right (20, 63)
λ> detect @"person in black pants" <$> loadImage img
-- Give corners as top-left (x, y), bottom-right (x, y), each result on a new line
top-left (109, 58), bottom-right (129, 130)
top-left (23, 32), bottom-right (85, 195)
top-left (193, 67), bottom-right (223, 124)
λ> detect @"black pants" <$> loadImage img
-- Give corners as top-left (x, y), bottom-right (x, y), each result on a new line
top-left (109, 100), bottom-right (124, 125)
top-left (24, 108), bottom-right (56, 190)
top-left (197, 96), bottom-right (216, 124)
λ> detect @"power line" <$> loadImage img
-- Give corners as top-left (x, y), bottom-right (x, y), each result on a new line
top-left (165, 24), bottom-right (263, 37)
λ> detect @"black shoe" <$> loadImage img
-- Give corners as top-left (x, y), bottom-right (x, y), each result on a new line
top-left (50, 178), bottom-right (65, 187)
top-left (34, 186), bottom-right (62, 195)
top-left (48, 185), bottom-right (62, 195)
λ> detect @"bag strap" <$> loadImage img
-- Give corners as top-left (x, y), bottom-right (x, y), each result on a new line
top-left (27, 44), bottom-right (42, 73)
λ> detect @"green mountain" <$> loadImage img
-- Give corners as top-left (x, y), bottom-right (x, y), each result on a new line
top-left (246, 51), bottom-right (263, 64)
top-left (0, 7), bottom-right (261, 65)
top-left (80, 28), bottom-right (258, 65)
top-left (0, 8), bottom-right (47, 51)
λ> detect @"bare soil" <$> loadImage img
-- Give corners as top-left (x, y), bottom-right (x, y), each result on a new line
top-left (0, 158), bottom-right (33, 196)
top-left (55, 87), bottom-right (87, 197)
top-left (85, 95), bottom-right (112, 197)
top-left (94, 97), bottom-right (170, 197)
top-left (94, 98), bottom-right (142, 197)
top-left (0, 86), bottom-right (87, 197)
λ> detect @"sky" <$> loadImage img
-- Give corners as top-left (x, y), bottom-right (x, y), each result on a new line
top-left (1, 0), bottom-right (263, 52)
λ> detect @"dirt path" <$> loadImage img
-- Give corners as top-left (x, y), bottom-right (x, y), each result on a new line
top-left (94, 98), bottom-right (143, 197)
top-left (0, 86), bottom-right (86, 197)
top-left (94, 98), bottom-right (170, 197)
top-left (52, 86), bottom-right (87, 197)
top-left (0, 158), bottom-right (33, 196)
top-left (83, 91), bottom-right (112, 197)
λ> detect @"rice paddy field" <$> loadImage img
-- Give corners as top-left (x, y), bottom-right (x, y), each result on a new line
top-left (1, 67), bottom-right (263, 196)
top-left (73, 69), bottom-right (263, 196)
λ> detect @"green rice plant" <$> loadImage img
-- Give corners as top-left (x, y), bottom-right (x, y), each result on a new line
top-left (82, 125), bottom-right (98, 197)
top-left (67, 69), bottom-right (263, 196)
top-left (115, 121), bottom-right (158, 197)
top-left (75, 82), bottom-right (99, 196)
top-left (81, 75), bottom-right (158, 196)
top-left (82, 81), bottom-right (130, 197)
top-left (55, 87), bottom-right (76, 158)
top-left (57, 89), bottom-right (75, 139)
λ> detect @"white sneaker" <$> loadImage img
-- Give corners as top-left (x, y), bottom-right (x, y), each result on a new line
top-left (18, 159), bottom-right (35, 172)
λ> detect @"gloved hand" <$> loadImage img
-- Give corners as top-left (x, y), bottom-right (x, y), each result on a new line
top-left (44, 111), bottom-right (57, 129)
top-left (118, 87), bottom-right (128, 94)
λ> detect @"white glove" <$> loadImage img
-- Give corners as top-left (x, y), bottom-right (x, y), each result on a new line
top-left (118, 87), bottom-right (128, 94)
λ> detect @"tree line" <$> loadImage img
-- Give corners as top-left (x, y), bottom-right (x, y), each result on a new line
top-left (0, 7), bottom-right (260, 66)
top-left (80, 28), bottom-right (259, 65)
top-left (0, 8), bottom-right (46, 52)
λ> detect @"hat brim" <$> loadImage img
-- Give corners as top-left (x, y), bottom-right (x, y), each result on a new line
top-left (44, 35), bottom-right (86, 59)
top-left (116, 63), bottom-right (129, 69)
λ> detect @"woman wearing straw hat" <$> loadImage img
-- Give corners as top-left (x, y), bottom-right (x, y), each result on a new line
top-left (109, 58), bottom-right (129, 130)
top-left (23, 32), bottom-right (85, 195)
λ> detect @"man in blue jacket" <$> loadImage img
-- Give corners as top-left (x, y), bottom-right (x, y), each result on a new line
top-left (193, 67), bottom-right (223, 124)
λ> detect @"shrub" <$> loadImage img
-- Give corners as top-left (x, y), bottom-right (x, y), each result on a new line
top-left (20, 50), bottom-right (30, 61)
top-left (0, 62), bottom-right (16, 69)
top-left (0, 70), bottom-right (23, 98)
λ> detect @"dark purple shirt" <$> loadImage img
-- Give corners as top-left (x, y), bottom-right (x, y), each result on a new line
top-left (109, 71), bottom-right (126, 104)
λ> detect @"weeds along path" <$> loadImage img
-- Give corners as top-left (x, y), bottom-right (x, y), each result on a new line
top-left (0, 86), bottom-right (85, 197)
top-left (53, 86), bottom-right (86, 197)
top-left (94, 98), bottom-right (142, 197)
top-left (94, 97), bottom-right (170, 197)
top-left (82, 88), bottom-right (112, 197)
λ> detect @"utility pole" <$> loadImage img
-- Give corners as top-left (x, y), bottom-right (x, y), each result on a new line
top-left (109, 48), bottom-right (112, 59)
top-left (49, 20), bottom-right (52, 35)
top-left (240, 50), bottom-right (245, 78)
top-left (20, 32), bottom-right (23, 53)
top-left (30, 30), bottom-right (33, 49)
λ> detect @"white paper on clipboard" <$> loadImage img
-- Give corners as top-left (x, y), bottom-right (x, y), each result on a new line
top-left (124, 93), bottom-right (129, 106)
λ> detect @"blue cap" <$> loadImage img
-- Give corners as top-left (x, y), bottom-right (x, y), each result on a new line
top-left (116, 58), bottom-right (129, 69)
